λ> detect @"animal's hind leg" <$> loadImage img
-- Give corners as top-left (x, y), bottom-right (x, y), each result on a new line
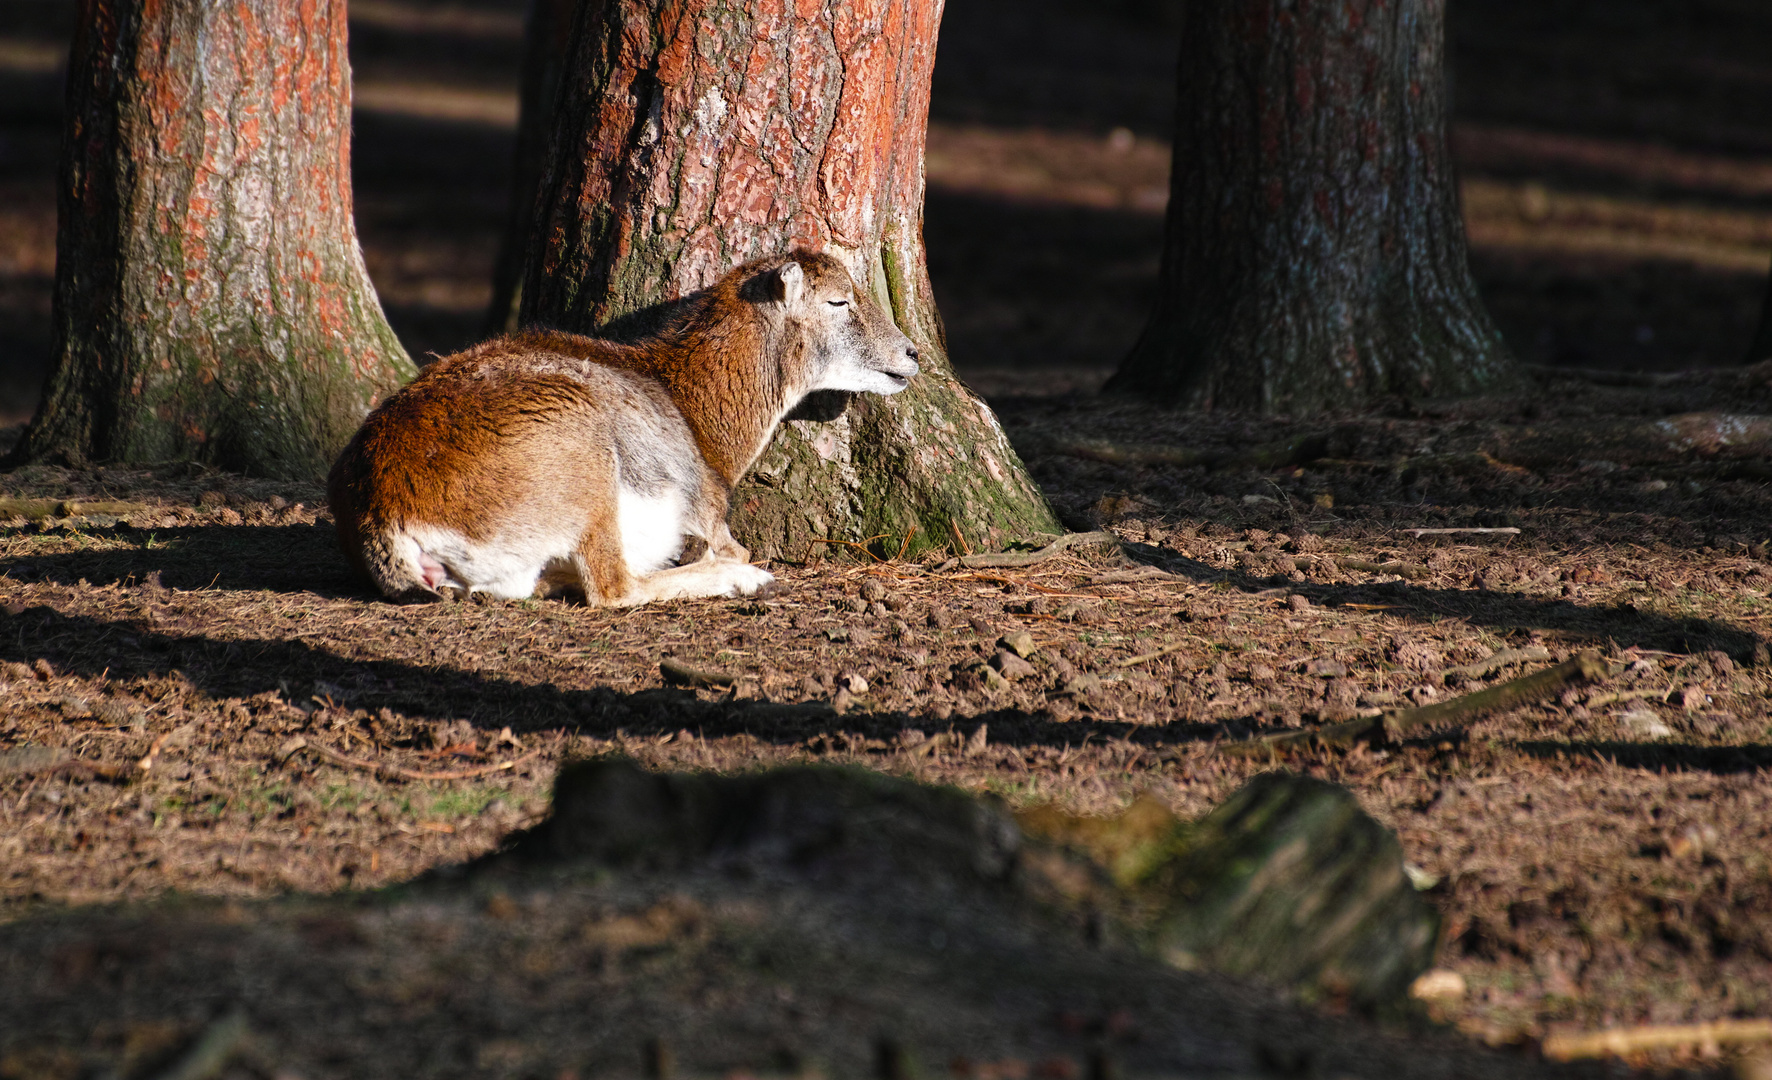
top-left (566, 473), bottom-right (642, 606)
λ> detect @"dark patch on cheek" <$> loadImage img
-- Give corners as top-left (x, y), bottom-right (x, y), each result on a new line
top-left (784, 390), bottom-right (854, 422)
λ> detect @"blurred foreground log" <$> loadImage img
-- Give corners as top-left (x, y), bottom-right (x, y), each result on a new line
top-left (1146, 774), bottom-right (1437, 1010)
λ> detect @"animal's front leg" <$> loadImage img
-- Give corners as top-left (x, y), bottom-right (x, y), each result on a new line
top-left (625, 558), bottom-right (777, 604)
top-left (706, 520), bottom-right (750, 563)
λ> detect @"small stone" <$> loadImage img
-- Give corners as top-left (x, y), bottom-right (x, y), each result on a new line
top-left (990, 650), bottom-right (1037, 681)
top-left (841, 596), bottom-right (868, 614)
top-left (1287, 594), bottom-right (1310, 611)
top-left (1679, 686), bottom-right (1708, 711)
top-left (858, 579), bottom-right (887, 602)
top-left (926, 608), bottom-right (952, 629)
top-left (839, 672), bottom-right (869, 694)
top-left (968, 615), bottom-right (996, 637)
top-left (1249, 663), bottom-right (1276, 683)
top-left (1409, 969), bottom-right (1466, 1002)
top-left (831, 688), bottom-right (856, 714)
top-left (998, 631), bottom-right (1038, 659)
top-left (32, 658), bottom-right (54, 681)
top-left (866, 601), bottom-right (890, 619)
top-left (1620, 701), bottom-right (1674, 739)
top-left (979, 665), bottom-right (1011, 692)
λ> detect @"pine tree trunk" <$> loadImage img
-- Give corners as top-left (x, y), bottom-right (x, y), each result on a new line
top-left (9, 0), bottom-right (413, 480)
top-left (1106, 0), bottom-right (1515, 414)
top-left (482, 0), bottom-right (578, 339)
top-left (1750, 270), bottom-right (1772, 364)
top-left (518, 0), bottom-right (1058, 560)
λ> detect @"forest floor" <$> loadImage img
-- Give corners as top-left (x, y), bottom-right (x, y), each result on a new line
top-left (5, 372), bottom-right (1772, 1076)
top-left (5, 0), bottom-right (1772, 1075)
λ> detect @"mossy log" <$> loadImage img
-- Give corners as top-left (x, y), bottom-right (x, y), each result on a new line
top-left (1147, 773), bottom-right (1438, 1011)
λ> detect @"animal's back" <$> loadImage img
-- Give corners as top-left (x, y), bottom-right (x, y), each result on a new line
top-left (328, 333), bottom-right (701, 601)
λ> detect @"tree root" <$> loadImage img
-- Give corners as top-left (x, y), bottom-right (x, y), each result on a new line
top-left (1221, 651), bottom-right (1610, 757)
top-left (941, 530), bottom-right (1119, 570)
top-left (1336, 559), bottom-right (1430, 580)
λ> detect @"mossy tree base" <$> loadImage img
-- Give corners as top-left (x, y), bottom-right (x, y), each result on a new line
top-left (519, 0), bottom-right (1058, 559)
top-left (10, 0), bottom-right (413, 480)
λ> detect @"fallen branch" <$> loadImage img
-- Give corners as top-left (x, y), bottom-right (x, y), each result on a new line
top-left (1222, 652), bottom-right (1609, 757)
top-left (941, 530), bottom-right (1118, 570)
top-left (1404, 527), bottom-right (1521, 538)
top-left (0, 744), bottom-right (132, 783)
top-left (660, 657), bottom-right (738, 688)
top-left (1543, 1018), bottom-right (1772, 1062)
top-left (0, 497), bottom-right (150, 521)
top-left (1337, 559), bottom-right (1429, 579)
top-left (279, 736), bottom-right (536, 782)
top-left (1441, 645), bottom-right (1553, 684)
top-left (1044, 432), bottom-right (1329, 472)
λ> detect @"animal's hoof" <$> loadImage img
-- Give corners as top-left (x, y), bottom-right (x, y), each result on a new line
top-left (753, 578), bottom-right (781, 600)
top-left (724, 564), bottom-right (777, 598)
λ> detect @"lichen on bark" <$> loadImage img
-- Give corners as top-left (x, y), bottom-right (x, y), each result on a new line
top-left (519, 0), bottom-right (1057, 559)
top-left (10, 0), bottom-right (412, 480)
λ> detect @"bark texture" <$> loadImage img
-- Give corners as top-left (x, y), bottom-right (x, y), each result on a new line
top-left (1107, 0), bottom-right (1514, 413)
top-left (1751, 270), bottom-right (1772, 365)
top-left (12, 0), bottom-right (413, 480)
top-left (519, 0), bottom-right (1058, 560)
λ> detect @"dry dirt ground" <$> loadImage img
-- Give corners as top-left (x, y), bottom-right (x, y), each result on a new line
top-left (5, 0), bottom-right (1772, 1076)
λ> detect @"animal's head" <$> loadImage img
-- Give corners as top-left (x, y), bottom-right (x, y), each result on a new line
top-left (758, 252), bottom-right (919, 398)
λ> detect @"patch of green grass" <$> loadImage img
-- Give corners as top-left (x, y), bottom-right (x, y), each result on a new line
top-left (319, 783), bottom-right (373, 812)
top-left (425, 786), bottom-right (508, 819)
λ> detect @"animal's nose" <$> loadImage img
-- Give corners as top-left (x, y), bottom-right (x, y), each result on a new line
top-left (905, 345), bottom-right (919, 360)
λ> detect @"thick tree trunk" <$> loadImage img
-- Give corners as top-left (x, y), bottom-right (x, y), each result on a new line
top-left (1106, 0), bottom-right (1515, 414)
top-left (9, 0), bottom-right (413, 480)
top-left (482, 0), bottom-right (578, 338)
top-left (519, 0), bottom-right (1058, 560)
top-left (1751, 270), bottom-right (1772, 364)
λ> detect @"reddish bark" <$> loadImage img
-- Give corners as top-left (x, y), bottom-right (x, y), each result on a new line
top-left (517, 0), bottom-right (1057, 559)
top-left (1108, 0), bottom-right (1515, 413)
top-left (11, 0), bottom-right (412, 479)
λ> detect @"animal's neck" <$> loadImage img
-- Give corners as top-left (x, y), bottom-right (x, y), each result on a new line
top-left (658, 316), bottom-right (796, 487)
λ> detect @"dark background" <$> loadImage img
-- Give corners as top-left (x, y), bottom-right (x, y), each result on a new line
top-left (1, 0), bottom-right (1770, 420)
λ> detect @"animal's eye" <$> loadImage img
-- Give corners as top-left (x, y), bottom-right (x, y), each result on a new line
top-left (826, 300), bottom-right (849, 308)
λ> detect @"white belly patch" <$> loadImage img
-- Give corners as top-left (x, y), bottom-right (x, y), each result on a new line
top-left (618, 484), bottom-right (687, 575)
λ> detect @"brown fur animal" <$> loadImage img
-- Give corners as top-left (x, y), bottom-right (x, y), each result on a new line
top-left (327, 252), bottom-right (918, 604)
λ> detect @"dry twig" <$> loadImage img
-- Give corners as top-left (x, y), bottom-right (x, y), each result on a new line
top-left (1404, 527), bottom-right (1522, 538)
top-left (942, 530), bottom-right (1118, 570)
top-left (279, 736), bottom-right (537, 782)
top-left (0, 497), bottom-right (150, 521)
top-left (1542, 1018), bottom-right (1772, 1062)
top-left (1337, 558), bottom-right (1430, 579)
top-left (660, 657), bottom-right (738, 689)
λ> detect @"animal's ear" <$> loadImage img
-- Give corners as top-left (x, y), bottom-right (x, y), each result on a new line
top-left (775, 261), bottom-right (804, 306)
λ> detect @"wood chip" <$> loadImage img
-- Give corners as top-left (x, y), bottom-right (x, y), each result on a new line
top-left (1403, 527), bottom-right (1521, 537)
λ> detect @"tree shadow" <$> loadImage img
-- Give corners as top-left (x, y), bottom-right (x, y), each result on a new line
top-left (1, 523), bottom-right (361, 597)
top-left (1512, 740), bottom-right (1772, 775)
top-left (0, 602), bottom-right (1190, 751)
top-left (1129, 542), bottom-right (1762, 659)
